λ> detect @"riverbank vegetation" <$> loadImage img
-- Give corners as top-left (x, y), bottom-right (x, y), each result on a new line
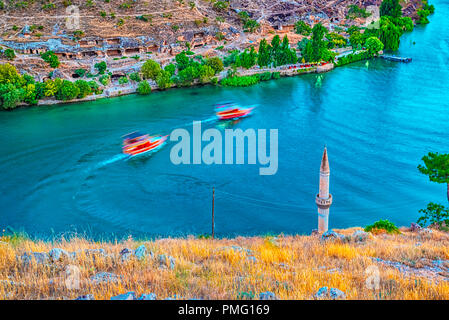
top-left (0, 224), bottom-right (448, 300)
top-left (336, 51), bottom-right (374, 66)
top-left (416, 0), bottom-right (435, 24)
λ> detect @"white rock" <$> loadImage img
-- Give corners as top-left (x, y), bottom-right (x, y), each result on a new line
top-left (49, 248), bottom-right (70, 262)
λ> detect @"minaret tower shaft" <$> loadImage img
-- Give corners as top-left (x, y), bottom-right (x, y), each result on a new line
top-left (315, 147), bottom-right (333, 233)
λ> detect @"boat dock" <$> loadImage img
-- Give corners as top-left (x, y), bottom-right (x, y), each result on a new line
top-left (380, 55), bottom-right (412, 63)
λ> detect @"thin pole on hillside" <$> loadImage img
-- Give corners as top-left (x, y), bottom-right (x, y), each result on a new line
top-left (212, 187), bottom-right (215, 240)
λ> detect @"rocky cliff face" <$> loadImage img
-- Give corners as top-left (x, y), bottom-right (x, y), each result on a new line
top-left (0, 0), bottom-right (422, 43)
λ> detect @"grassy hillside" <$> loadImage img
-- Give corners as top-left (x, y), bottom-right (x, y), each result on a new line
top-left (0, 226), bottom-right (448, 300)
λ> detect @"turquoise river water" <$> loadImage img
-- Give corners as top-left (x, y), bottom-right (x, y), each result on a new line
top-left (0, 1), bottom-right (448, 239)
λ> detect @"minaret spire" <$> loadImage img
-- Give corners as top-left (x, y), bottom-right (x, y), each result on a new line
top-left (320, 147), bottom-right (329, 173)
top-left (315, 147), bottom-right (333, 233)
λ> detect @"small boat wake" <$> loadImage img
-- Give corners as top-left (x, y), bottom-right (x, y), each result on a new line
top-left (89, 105), bottom-right (255, 171)
top-left (88, 153), bottom-right (129, 172)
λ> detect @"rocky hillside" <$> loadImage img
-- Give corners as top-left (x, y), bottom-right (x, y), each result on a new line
top-left (0, 225), bottom-right (448, 300)
top-left (0, 0), bottom-right (422, 42)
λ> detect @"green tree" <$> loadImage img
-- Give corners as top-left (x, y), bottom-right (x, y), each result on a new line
top-left (418, 202), bottom-right (449, 229)
top-left (198, 65), bottom-right (215, 83)
top-left (347, 4), bottom-right (371, 19)
top-left (137, 80), bottom-right (151, 95)
top-left (258, 38), bottom-right (271, 67)
top-left (3, 49), bottom-right (15, 60)
top-left (99, 75), bottom-right (110, 86)
top-left (0, 63), bottom-right (22, 85)
top-left (379, 16), bottom-right (401, 51)
top-left (141, 59), bottom-right (162, 80)
top-left (238, 47), bottom-right (257, 69)
top-left (294, 20), bottom-right (311, 36)
top-left (321, 49), bottom-right (335, 63)
top-left (74, 68), bottom-right (87, 77)
top-left (129, 72), bottom-right (141, 82)
top-left (303, 23), bottom-right (328, 62)
top-left (94, 61), bottom-right (107, 74)
top-left (75, 79), bottom-right (92, 98)
top-left (347, 25), bottom-right (361, 35)
top-left (0, 83), bottom-right (24, 109)
top-left (43, 78), bottom-right (62, 97)
top-left (349, 31), bottom-right (364, 48)
top-left (156, 70), bottom-right (172, 89)
top-left (418, 152), bottom-right (449, 202)
top-left (243, 19), bottom-right (259, 33)
top-left (223, 50), bottom-right (239, 67)
top-left (118, 76), bottom-right (128, 84)
top-left (297, 38), bottom-right (310, 52)
top-left (379, 0), bottom-right (402, 18)
top-left (220, 74), bottom-right (260, 87)
top-left (416, 9), bottom-right (431, 24)
top-left (279, 35), bottom-right (298, 65)
top-left (23, 83), bottom-right (39, 105)
top-left (175, 52), bottom-right (190, 71)
top-left (164, 63), bottom-right (176, 76)
top-left (40, 51), bottom-right (60, 68)
top-left (238, 11), bottom-right (259, 32)
top-left (176, 65), bottom-right (199, 86)
top-left (270, 35), bottom-right (282, 66)
top-left (55, 80), bottom-right (80, 101)
top-left (394, 16), bottom-right (414, 32)
top-left (205, 57), bottom-right (224, 74)
top-left (237, 11), bottom-right (250, 20)
top-left (88, 80), bottom-right (101, 94)
top-left (365, 37), bottom-right (384, 55)
top-left (303, 41), bottom-right (313, 62)
top-left (213, 1), bottom-right (229, 11)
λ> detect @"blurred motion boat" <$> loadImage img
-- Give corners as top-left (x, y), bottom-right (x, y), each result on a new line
top-left (215, 102), bottom-right (254, 120)
top-left (122, 131), bottom-right (167, 157)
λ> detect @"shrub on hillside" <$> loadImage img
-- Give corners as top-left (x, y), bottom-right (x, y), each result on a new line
top-left (418, 202), bottom-right (449, 230)
top-left (364, 219), bottom-right (400, 234)
top-left (40, 51), bottom-right (60, 68)
top-left (129, 72), bottom-right (141, 82)
top-left (74, 69), bottom-right (87, 77)
top-left (118, 76), bottom-right (128, 85)
top-left (99, 75), bottom-right (110, 86)
top-left (3, 49), bottom-right (15, 60)
top-left (94, 61), bottom-right (107, 74)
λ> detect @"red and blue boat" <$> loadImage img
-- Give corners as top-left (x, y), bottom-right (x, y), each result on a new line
top-left (122, 131), bottom-right (167, 157)
top-left (215, 102), bottom-right (254, 121)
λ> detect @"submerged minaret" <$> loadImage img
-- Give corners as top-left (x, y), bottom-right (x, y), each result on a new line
top-left (315, 147), bottom-right (333, 233)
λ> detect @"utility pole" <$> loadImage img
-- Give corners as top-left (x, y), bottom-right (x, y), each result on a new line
top-left (212, 187), bottom-right (215, 239)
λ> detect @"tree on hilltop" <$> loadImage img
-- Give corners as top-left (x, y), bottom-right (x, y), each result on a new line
top-left (380, 0), bottom-right (402, 18)
top-left (418, 152), bottom-right (449, 202)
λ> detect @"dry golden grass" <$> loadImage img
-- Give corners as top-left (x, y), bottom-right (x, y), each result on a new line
top-left (0, 227), bottom-right (448, 300)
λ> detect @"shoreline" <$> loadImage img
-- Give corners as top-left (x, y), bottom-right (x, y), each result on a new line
top-left (0, 219), bottom-right (435, 243)
top-left (23, 61), bottom-right (334, 108)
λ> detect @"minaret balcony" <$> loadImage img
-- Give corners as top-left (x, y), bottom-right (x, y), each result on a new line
top-left (315, 194), bottom-right (332, 209)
